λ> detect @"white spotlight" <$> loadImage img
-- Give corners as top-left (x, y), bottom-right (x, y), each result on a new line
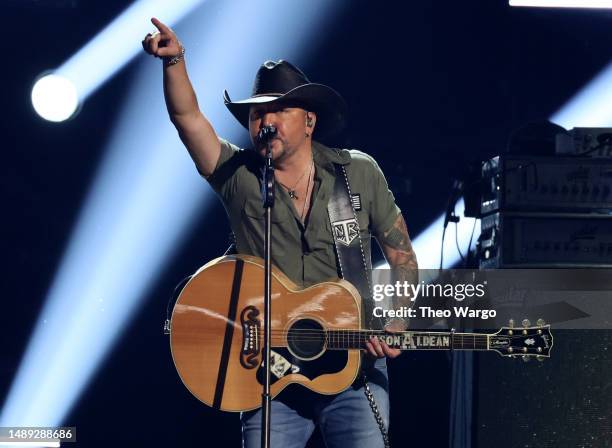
top-left (31, 74), bottom-right (79, 122)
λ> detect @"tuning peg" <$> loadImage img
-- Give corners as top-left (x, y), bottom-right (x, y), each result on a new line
top-left (522, 319), bottom-right (531, 328)
top-left (536, 318), bottom-right (546, 326)
top-left (508, 319), bottom-right (515, 328)
top-left (522, 355), bottom-right (530, 362)
top-left (536, 355), bottom-right (545, 362)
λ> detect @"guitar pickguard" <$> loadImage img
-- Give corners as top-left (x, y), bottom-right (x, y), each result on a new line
top-left (256, 348), bottom-right (349, 385)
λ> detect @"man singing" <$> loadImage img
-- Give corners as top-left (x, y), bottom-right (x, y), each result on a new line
top-left (142, 17), bottom-right (417, 448)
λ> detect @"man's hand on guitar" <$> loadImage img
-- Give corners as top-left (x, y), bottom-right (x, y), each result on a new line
top-left (365, 318), bottom-right (405, 359)
top-left (365, 335), bottom-right (401, 359)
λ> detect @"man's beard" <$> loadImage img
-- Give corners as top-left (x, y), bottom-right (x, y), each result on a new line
top-left (256, 138), bottom-right (295, 163)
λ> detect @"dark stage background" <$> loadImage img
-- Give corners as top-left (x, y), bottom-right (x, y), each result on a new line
top-left (2, 1), bottom-right (612, 447)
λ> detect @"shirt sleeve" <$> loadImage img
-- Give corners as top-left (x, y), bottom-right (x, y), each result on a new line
top-left (350, 150), bottom-right (401, 238)
top-left (205, 138), bottom-right (242, 200)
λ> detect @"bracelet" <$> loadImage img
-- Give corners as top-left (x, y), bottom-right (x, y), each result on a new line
top-left (164, 43), bottom-right (185, 66)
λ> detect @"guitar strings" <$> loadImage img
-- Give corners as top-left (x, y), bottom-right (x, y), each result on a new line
top-left (183, 330), bottom-right (517, 348)
top-left (183, 332), bottom-right (491, 348)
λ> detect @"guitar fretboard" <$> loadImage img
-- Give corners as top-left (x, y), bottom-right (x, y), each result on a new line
top-left (325, 330), bottom-right (489, 351)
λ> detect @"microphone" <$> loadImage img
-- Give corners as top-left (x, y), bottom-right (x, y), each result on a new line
top-left (257, 125), bottom-right (277, 143)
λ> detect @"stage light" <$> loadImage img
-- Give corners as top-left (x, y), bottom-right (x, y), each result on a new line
top-left (31, 0), bottom-right (205, 122)
top-left (510, 0), bottom-right (612, 8)
top-left (2, 0), bottom-right (342, 429)
top-left (31, 74), bottom-right (79, 122)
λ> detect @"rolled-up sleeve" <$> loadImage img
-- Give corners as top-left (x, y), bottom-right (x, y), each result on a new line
top-left (350, 150), bottom-right (401, 239)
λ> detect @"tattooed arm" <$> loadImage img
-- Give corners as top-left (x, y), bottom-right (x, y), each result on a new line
top-left (365, 212), bottom-right (418, 359)
top-left (378, 213), bottom-right (419, 329)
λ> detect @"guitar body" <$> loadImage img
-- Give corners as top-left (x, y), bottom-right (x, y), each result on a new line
top-left (170, 255), bottom-right (363, 412)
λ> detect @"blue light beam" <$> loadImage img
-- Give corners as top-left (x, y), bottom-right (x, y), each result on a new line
top-left (56, 0), bottom-right (205, 102)
top-left (552, 61), bottom-right (612, 128)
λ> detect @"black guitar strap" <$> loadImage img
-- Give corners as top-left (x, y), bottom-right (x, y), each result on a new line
top-left (328, 158), bottom-right (390, 447)
top-left (328, 161), bottom-right (382, 330)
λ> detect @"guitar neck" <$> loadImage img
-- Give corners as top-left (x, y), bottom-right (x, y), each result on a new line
top-left (326, 329), bottom-right (489, 351)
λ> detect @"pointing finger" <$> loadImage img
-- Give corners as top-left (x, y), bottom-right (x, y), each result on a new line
top-left (151, 17), bottom-right (173, 36)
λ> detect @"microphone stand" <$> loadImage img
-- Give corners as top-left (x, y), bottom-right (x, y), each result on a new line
top-left (260, 128), bottom-right (276, 448)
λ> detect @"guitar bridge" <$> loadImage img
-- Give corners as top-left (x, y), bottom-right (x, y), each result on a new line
top-left (240, 306), bottom-right (260, 369)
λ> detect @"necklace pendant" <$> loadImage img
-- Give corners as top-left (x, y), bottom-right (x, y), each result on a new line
top-left (288, 190), bottom-right (298, 200)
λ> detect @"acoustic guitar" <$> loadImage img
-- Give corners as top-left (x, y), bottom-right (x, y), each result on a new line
top-left (169, 255), bottom-right (553, 412)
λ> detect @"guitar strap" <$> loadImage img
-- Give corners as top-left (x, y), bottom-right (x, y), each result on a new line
top-left (328, 160), bottom-right (382, 330)
top-left (328, 159), bottom-right (391, 448)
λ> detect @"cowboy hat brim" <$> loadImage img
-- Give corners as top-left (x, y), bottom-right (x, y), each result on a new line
top-left (224, 83), bottom-right (347, 139)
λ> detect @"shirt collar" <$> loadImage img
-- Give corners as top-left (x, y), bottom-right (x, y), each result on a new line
top-left (312, 140), bottom-right (351, 174)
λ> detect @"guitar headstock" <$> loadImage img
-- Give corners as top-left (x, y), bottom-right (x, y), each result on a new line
top-left (490, 319), bottom-right (553, 361)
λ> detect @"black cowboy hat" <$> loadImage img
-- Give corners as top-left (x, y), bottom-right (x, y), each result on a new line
top-left (224, 60), bottom-right (348, 139)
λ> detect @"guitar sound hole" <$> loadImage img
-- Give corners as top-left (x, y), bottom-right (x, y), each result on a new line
top-left (287, 319), bottom-right (326, 360)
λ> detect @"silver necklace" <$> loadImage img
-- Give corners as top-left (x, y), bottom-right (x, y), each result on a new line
top-left (299, 162), bottom-right (314, 222)
top-left (277, 159), bottom-right (313, 200)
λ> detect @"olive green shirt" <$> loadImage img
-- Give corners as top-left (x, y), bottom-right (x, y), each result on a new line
top-left (207, 139), bottom-right (401, 288)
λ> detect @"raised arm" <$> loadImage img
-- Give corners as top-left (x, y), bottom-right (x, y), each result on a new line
top-left (142, 17), bottom-right (221, 176)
